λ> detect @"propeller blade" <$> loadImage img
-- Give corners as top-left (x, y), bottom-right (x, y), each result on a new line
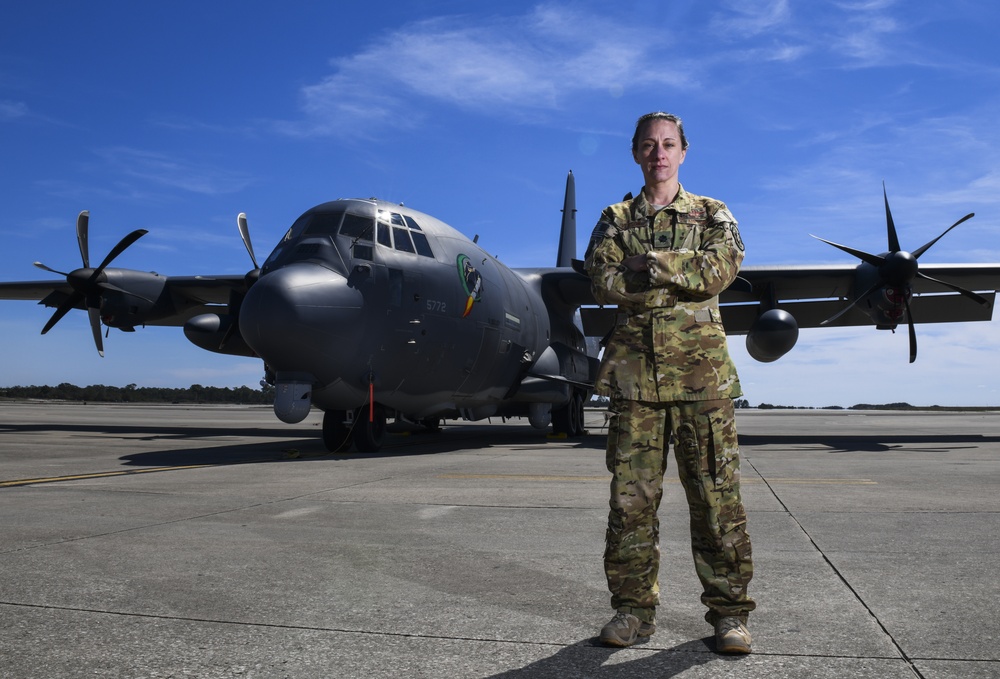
top-left (883, 183), bottom-right (901, 253)
top-left (903, 295), bottom-right (917, 363)
top-left (911, 213), bottom-right (975, 259)
top-left (810, 235), bottom-right (885, 268)
top-left (238, 213), bottom-right (259, 269)
top-left (77, 210), bottom-right (90, 268)
top-left (915, 271), bottom-right (989, 305)
top-left (89, 229), bottom-right (148, 280)
top-left (33, 261), bottom-right (70, 276)
top-left (88, 307), bottom-right (105, 357)
top-left (41, 292), bottom-right (84, 335)
top-left (821, 281), bottom-right (883, 326)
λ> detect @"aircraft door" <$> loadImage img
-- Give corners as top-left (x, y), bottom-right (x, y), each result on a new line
top-left (387, 267), bottom-right (425, 355)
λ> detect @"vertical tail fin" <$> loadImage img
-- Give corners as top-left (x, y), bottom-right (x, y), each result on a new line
top-left (556, 170), bottom-right (576, 268)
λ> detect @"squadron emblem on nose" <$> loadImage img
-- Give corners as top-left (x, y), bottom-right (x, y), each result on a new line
top-left (457, 254), bottom-right (483, 318)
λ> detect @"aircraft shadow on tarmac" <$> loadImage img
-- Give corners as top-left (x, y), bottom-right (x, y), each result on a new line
top-left (112, 425), bottom-right (607, 468)
top-left (738, 432), bottom-right (1000, 453)
top-left (484, 637), bottom-right (726, 678)
top-left (0, 420), bottom-right (600, 468)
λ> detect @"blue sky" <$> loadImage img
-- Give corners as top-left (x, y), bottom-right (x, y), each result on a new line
top-left (2, 0), bottom-right (1000, 407)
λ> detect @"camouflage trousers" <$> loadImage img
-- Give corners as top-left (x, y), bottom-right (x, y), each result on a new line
top-left (604, 398), bottom-right (755, 626)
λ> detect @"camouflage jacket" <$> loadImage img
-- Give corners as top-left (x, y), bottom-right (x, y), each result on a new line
top-left (584, 186), bottom-right (745, 402)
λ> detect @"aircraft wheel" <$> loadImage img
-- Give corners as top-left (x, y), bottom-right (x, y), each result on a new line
top-left (569, 389), bottom-right (585, 436)
top-left (552, 389), bottom-right (585, 437)
top-left (355, 402), bottom-right (387, 452)
top-left (322, 409), bottom-right (353, 453)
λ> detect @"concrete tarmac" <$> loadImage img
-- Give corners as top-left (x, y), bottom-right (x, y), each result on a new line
top-left (1, 402), bottom-right (998, 678)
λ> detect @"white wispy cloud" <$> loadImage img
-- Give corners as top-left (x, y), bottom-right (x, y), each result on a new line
top-left (831, 11), bottom-right (902, 64)
top-left (276, 5), bottom-right (683, 138)
top-left (709, 0), bottom-right (793, 36)
top-left (94, 147), bottom-right (256, 196)
top-left (1, 99), bottom-right (29, 120)
top-left (275, 0), bottom-right (988, 141)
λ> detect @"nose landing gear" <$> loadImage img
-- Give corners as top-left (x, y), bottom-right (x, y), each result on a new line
top-left (322, 402), bottom-right (387, 453)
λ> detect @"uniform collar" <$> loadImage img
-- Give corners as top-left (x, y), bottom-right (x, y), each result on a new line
top-left (634, 184), bottom-right (693, 216)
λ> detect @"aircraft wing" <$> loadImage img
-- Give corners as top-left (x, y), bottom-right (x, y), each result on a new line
top-left (0, 280), bottom-right (74, 301)
top-left (726, 263), bottom-right (1000, 332)
top-left (727, 263), bottom-right (1000, 303)
top-left (0, 274), bottom-right (247, 327)
top-left (580, 263), bottom-right (1000, 338)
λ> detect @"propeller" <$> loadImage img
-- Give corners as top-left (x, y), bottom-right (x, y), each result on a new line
top-left (33, 211), bottom-right (148, 357)
top-left (219, 212), bottom-right (262, 350)
top-left (237, 212), bottom-right (260, 273)
top-left (811, 184), bottom-right (982, 363)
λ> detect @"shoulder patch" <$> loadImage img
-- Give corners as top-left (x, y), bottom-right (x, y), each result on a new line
top-left (730, 223), bottom-right (745, 252)
top-left (591, 220), bottom-right (619, 240)
top-left (586, 220), bottom-right (618, 258)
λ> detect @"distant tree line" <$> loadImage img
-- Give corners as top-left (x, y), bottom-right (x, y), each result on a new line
top-left (591, 395), bottom-right (755, 408)
top-left (0, 383), bottom-right (274, 404)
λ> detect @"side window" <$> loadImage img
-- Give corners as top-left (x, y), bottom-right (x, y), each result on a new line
top-left (411, 231), bottom-right (433, 257)
top-left (353, 244), bottom-right (374, 261)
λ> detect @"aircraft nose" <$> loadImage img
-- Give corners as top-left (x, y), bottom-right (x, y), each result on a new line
top-left (239, 263), bottom-right (365, 371)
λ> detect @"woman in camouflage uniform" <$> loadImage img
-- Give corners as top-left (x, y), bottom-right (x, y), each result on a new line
top-left (585, 112), bottom-right (755, 654)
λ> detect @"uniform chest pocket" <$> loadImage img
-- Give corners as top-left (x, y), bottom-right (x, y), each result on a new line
top-left (673, 221), bottom-right (704, 250)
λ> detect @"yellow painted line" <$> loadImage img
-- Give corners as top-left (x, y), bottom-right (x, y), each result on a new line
top-left (439, 473), bottom-right (606, 482)
top-left (437, 474), bottom-right (877, 485)
top-left (759, 478), bottom-right (877, 485)
top-left (0, 464), bottom-right (216, 488)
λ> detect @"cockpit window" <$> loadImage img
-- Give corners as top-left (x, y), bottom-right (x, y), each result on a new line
top-left (392, 227), bottom-right (415, 253)
top-left (263, 204), bottom-right (380, 272)
top-left (303, 211), bottom-right (344, 235)
top-left (376, 209), bottom-right (434, 258)
top-left (377, 222), bottom-right (391, 247)
top-left (341, 213), bottom-right (374, 239)
top-left (280, 214), bottom-right (311, 243)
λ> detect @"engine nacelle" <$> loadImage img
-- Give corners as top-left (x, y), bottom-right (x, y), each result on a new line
top-left (183, 313), bottom-right (256, 357)
top-left (745, 308), bottom-right (799, 362)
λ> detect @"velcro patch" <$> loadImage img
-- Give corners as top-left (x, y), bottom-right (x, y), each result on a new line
top-left (730, 224), bottom-right (745, 252)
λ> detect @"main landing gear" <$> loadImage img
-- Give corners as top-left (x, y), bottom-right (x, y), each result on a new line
top-left (551, 387), bottom-right (587, 438)
top-left (322, 402), bottom-right (386, 453)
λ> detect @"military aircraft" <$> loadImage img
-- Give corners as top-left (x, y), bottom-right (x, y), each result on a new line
top-left (1, 175), bottom-right (998, 452)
